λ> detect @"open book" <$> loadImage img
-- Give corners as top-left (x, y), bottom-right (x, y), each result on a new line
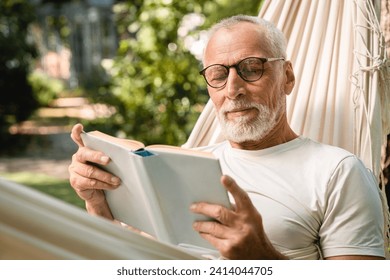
top-left (81, 130), bottom-right (231, 253)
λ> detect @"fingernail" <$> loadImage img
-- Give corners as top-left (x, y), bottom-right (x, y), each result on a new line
top-left (223, 175), bottom-right (233, 184)
top-left (111, 176), bottom-right (121, 185)
top-left (101, 156), bottom-right (109, 163)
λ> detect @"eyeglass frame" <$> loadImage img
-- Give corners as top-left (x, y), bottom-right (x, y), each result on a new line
top-left (199, 57), bottom-right (285, 89)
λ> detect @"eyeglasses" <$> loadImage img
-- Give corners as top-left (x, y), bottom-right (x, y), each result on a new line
top-left (199, 57), bottom-right (285, 88)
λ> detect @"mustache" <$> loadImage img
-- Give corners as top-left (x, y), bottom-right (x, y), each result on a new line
top-left (220, 100), bottom-right (261, 114)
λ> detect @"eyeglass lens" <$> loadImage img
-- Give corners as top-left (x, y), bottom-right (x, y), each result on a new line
top-left (202, 57), bottom-right (264, 88)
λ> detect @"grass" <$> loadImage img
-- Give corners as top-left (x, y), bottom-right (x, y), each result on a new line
top-left (1, 172), bottom-right (84, 209)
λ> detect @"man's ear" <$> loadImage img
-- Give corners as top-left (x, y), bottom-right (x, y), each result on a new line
top-left (283, 61), bottom-right (295, 95)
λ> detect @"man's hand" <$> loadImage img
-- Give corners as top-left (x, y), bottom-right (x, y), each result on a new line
top-left (191, 175), bottom-right (287, 260)
top-left (68, 123), bottom-right (121, 219)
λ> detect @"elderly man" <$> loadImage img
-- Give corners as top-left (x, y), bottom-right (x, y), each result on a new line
top-left (69, 15), bottom-right (385, 260)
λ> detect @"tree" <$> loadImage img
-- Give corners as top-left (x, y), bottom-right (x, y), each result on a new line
top-left (90, 0), bottom-right (262, 145)
top-left (0, 0), bottom-right (38, 137)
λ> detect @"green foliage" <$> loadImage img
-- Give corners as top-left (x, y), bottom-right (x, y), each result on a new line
top-left (28, 71), bottom-right (65, 106)
top-left (0, 0), bottom-right (39, 135)
top-left (90, 0), bottom-right (261, 146)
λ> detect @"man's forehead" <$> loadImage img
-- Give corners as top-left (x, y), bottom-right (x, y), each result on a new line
top-left (210, 21), bottom-right (264, 37)
top-left (206, 22), bottom-right (267, 50)
top-left (204, 24), bottom-right (268, 63)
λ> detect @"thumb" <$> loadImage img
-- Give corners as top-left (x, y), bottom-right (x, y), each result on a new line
top-left (221, 175), bottom-right (252, 211)
top-left (70, 123), bottom-right (85, 147)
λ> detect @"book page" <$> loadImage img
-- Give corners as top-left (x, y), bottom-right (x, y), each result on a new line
top-left (146, 145), bottom-right (215, 158)
top-left (88, 130), bottom-right (210, 158)
top-left (88, 130), bottom-right (145, 151)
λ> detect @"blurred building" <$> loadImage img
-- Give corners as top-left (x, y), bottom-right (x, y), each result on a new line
top-left (33, 0), bottom-right (117, 88)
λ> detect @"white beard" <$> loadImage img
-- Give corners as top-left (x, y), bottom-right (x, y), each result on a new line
top-left (217, 98), bottom-right (285, 143)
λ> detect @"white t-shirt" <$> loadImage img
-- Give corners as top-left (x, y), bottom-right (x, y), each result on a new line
top-left (198, 137), bottom-right (385, 259)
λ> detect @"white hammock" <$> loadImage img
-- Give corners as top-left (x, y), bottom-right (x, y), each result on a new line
top-left (0, 177), bottom-right (200, 259)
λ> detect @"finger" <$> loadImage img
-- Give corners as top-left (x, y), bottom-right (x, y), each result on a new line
top-left (75, 146), bottom-right (110, 165)
top-left (198, 232), bottom-right (222, 248)
top-left (71, 123), bottom-right (85, 147)
top-left (193, 220), bottom-right (230, 239)
top-left (69, 160), bottom-right (121, 190)
top-left (197, 232), bottom-right (232, 258)
top-left (221, 175), bottom-right (253, 211)
top-left (69, 171), bottom-right (120, 193)
top-left (190, 202), bottom-right (233, 225)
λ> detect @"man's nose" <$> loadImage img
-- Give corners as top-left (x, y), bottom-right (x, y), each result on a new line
top-left (225, 67), bottom-right (245, 99)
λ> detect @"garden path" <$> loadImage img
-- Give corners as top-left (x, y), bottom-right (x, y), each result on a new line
top-left (0, 97), bottom-right (112, 180)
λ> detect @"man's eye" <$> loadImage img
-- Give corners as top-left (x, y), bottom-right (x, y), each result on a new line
top-left (240, 63), bottom-right (263, 78)
top-left (242, 67), bottom-right (262, 75)
top-left (208, 69), bottom-right (227, 81)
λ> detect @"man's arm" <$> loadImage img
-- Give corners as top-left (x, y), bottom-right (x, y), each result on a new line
top-left (319, 156), bottom-right (386, 260)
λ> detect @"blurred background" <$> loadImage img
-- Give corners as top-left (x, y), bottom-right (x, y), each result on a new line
top-left (0, 0), bottom-right (263, 208)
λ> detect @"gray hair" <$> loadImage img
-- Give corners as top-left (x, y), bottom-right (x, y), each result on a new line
top-left (205, 15), bottom-right (287, 59)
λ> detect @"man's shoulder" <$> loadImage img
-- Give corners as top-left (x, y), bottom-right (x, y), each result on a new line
top-left (300, 137), bottom-right (354, 158)
top-left (299, 137), bottom-right (372, 175)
